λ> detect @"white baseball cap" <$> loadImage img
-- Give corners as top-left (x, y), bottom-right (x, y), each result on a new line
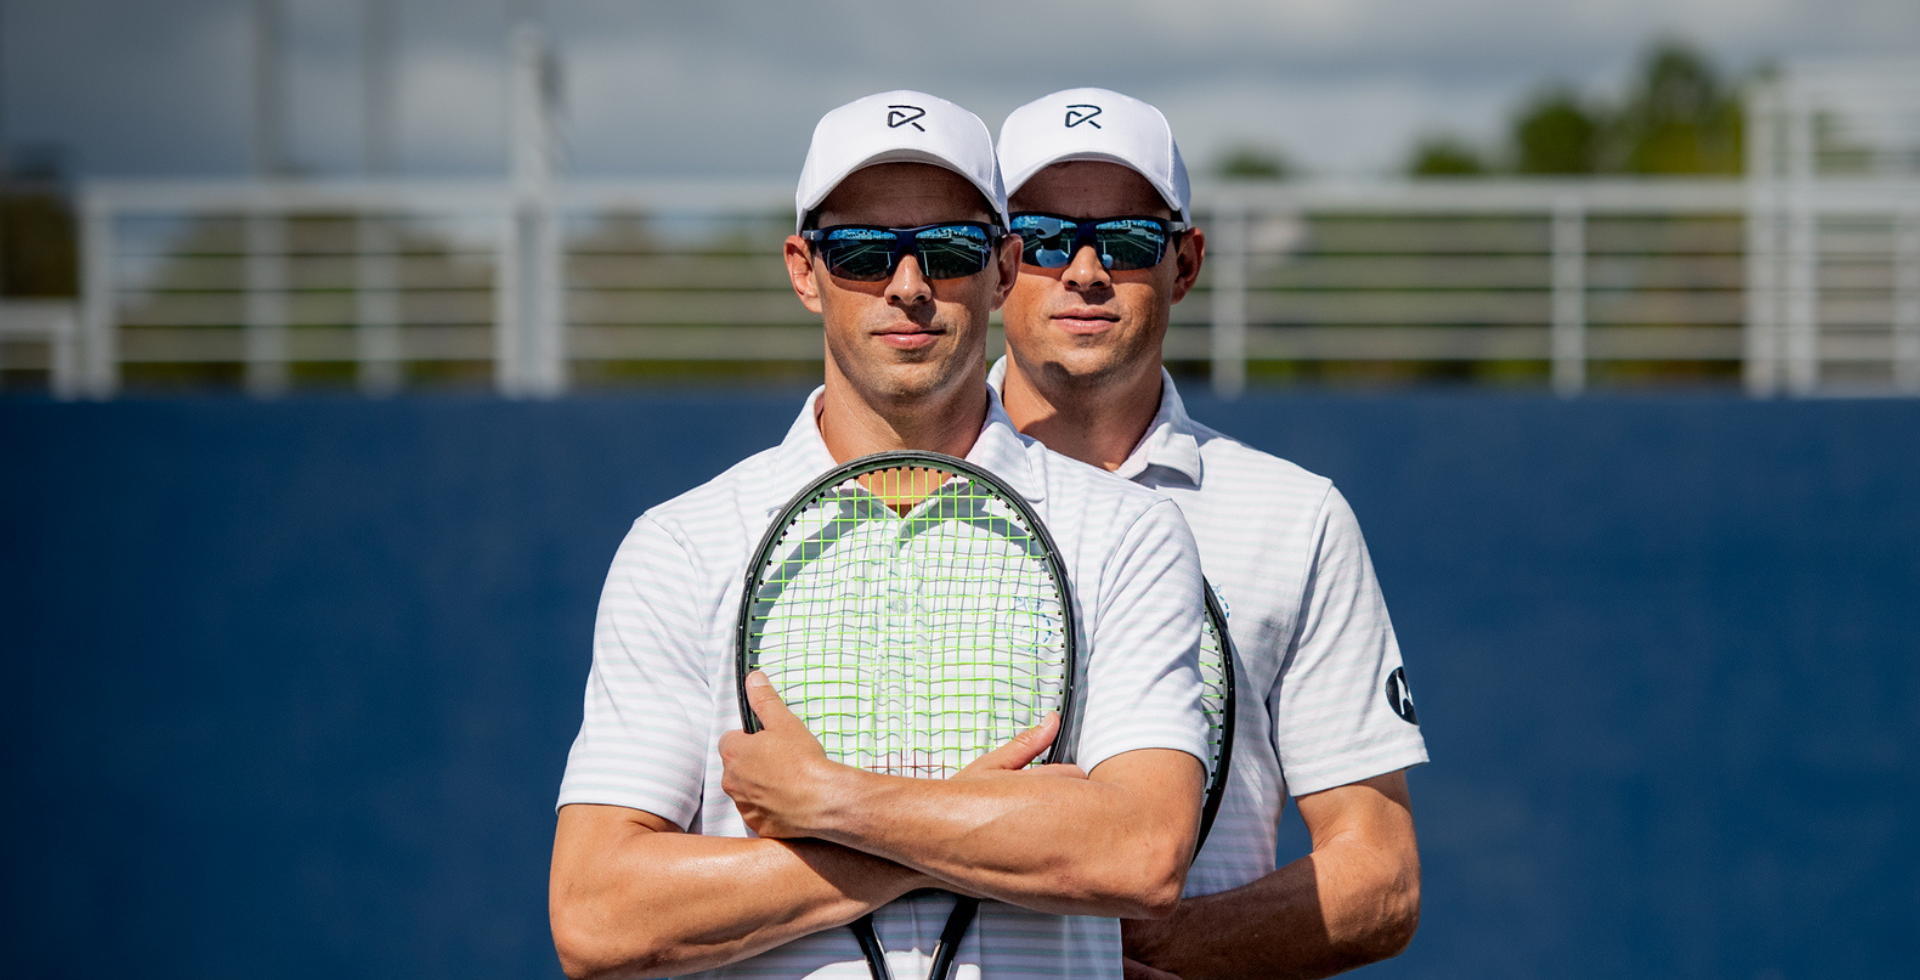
top-left (793, 90), bottom-right (1008, 233)
top-left (997, 87), bottom-right (1191, 222)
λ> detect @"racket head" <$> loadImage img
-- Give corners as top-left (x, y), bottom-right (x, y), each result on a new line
top-left (1196, 580), bottom-right (1238, 849)
top-left (735, 450), bottom-right (1080, 779)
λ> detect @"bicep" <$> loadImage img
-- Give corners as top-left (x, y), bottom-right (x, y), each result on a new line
top-left (558, 517), bottom-right (717, 824)
top-left (1078, 502), bottom-right (1211, 773)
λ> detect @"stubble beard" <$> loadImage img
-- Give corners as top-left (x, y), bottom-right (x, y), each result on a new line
top-left (827, 317), bottom-right (977, 406)
top-left (1025, 318), bottom-right (1162, 397)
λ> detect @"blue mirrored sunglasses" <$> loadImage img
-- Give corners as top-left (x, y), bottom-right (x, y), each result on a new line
top-left (801, 222), bottom-right (1005, 282)
top-left (1009, 213), bottom-right (1188, 271)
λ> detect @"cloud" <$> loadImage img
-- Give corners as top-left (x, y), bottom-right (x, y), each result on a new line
top-left (5, 0), bottom-right (1916, 179)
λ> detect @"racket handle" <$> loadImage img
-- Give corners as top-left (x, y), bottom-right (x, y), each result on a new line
top-left (849, 913), bottom-right (896, 980)
top-left (928, 896), bottom-right (980, 980)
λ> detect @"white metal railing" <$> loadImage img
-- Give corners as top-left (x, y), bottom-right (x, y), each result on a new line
top-left (26, 55), bottom-right (1919, 401)
top-left (12, 42), bottom-right (1916, 401)
top-left (1746, 62), bottom-right (1920, 395)
top-left (57, 175), bottom-right (1919, 400)
top-left (0, 299), bottom-right (80, 397)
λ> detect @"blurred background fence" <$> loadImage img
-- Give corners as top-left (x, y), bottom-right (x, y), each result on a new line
top-left (2, 59), bottom-right (1916, 401)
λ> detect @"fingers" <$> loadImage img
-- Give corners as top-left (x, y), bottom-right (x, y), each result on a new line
top-left (957, 712), bottom-right (1061, 777)
top-left (742, 670), bottom-right (800, 732)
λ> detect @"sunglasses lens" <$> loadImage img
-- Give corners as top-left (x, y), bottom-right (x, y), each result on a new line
top-left (1012, 215), bottom-right (1074, 268)
top-left (819, 228), bottom-right (899, 281)
top-left (914, 224), bottom-right (993, 279)
top-left (1095, 220), bottom-right (1171, 271)
top-left (1012, 215), bottom-right (1174, 271)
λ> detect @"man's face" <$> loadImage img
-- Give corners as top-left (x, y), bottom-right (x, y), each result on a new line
top-left (1001, 161), bottom-right (1204, 391)
top-left (783, 163), bottom-right (1019, 406)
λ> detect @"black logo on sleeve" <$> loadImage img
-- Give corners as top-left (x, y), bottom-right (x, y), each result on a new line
top-left (1385, 667), bottom-right (1418, 725)
top-left (886, 105), bottom-right (927, 131)
top-left (1064, 104), bottom-right (1103, 128)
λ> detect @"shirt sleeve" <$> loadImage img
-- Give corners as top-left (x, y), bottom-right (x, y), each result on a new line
top-left (1271, 487), bottom-right (1429, 797)
top-left (1074, 498), bottom-right (1211, 775)
top-left (555, 515), bottom-right (715, 828)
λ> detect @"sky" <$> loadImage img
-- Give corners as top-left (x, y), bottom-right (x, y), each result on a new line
top-left (2, 0), bottom-right (1916, 182)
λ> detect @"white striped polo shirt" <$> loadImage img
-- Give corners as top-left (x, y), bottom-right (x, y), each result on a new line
top-left (991, 360), bottom-right (1430, 897)
top-left (558, 386), bottom-right (1211, 979)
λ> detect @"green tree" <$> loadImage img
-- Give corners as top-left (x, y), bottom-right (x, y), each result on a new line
top-left (1407, 134), bottom-right (1488, 176)
top-left (1513, 88), bottom-right (1602, 174)
top-left (1607, 39), bottom-right (1743, 174)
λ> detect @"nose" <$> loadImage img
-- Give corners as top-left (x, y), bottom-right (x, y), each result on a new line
top-left (1061, 244), bottom-right (1111, 292)
top-left (885, 254), bottom-right (933, 308)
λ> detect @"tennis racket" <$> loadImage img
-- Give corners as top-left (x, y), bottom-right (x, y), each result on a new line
top-left (735, 450), bottom-right (1235, 979)
top-left (736, 450), bottom-right (1077, 980)
top-left (1196, 580), bottom-right (1238, 849)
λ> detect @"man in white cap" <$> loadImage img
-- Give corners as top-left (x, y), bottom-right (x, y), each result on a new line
top-left (988, 88), bottom-right (1430, 979)
top-left (549, 90), bottom-right (1213, 979)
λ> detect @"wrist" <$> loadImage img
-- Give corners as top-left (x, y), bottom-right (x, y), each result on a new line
top-left (802, 760), bottom-right (874, 842)
top-left (785, 837), bottom-right (931, 906)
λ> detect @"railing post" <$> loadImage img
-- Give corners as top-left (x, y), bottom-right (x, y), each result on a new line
top-left (505, 20), bottom-right (566, 397)
top-left (244, 204), bottom-right (290, 398)
top-left (47, 303), bottom-right (81, 400)
top-left (1743, 82), bottom-right (1782, 397)
top-left (529, 199), bottom-right (565, 396)
top-left (494, 210), bottom-right (522, 394)
top-left (1551, 197), bottom-right (1587, 397)
top-left (1783, 84), bottom-right (1820, 397)
top-left (356, 212), bottom-right (403, 395)
top-left (1209, 196), bottom-right (1249, 399)
top-left (79, 189), bottom-right (119, 399)
top-left (1894, 206), bottom-right (1920, 394)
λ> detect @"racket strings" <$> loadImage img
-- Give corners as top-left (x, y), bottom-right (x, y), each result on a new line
top-left (1197, 612), bottom-right (1230, 785)
top-left (748, 468), bottom-right (1069, 780)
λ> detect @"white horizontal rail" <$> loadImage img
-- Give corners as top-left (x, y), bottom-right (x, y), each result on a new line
top-left (61, 176), bottom-right (1920, 401)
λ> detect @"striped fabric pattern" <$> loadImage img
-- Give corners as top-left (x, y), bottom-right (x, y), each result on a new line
top-left (558, 387), bottom-right (1211, 979)
top-left (990, 361), bottom-right (1431, 898)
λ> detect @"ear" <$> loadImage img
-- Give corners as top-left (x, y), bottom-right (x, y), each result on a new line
top-left (785, 235), bottom-right (824, 315)
top-left (988, 232), bottom-right (1023, 312)
top-left (1169, 226), bottom-right (1205, 305)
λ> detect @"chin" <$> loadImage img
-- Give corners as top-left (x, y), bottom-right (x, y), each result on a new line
top-left (1043, 345), bottom-right (1132, 386)
top-left (874, 360), bottom-right (967, 401)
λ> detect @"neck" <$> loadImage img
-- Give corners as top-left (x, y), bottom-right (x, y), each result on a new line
top-left (999, 355), bottom-right (1163, 472)
top-left (817, 365), bottom-right (989, 463)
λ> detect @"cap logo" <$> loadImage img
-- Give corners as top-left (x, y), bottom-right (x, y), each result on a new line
top-left (886, 105), bottom-right (927, 131)
top-left (1064, 104), bottom-right (1103, 129)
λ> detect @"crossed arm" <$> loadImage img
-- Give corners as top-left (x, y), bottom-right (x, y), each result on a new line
top-left (549, 672), bottom-right (1205, 980)
top-left (1122, 771), bottom-right (1421, 980)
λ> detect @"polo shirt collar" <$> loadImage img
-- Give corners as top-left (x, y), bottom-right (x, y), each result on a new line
top-left (986, 358), bottom-right (1203, 487)
top-left (762, 385), bottom-right (1046, 514)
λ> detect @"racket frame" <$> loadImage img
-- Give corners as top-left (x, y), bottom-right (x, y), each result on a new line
top-left (1196, 579), bottom-right (1239, 849)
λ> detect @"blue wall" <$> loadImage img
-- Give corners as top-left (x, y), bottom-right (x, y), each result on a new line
top-left (2, 394), bottom-right (1916, 979)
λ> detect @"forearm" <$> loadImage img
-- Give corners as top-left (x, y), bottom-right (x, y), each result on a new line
top-left (1123, 773), bottom-right (1421, 980)
top-left (1127, 839), bottom-right (1419, 980)
top-left (550, 807), bottom-right (929, 979)
top-left (815, 751), bottom-right (1202, 919)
